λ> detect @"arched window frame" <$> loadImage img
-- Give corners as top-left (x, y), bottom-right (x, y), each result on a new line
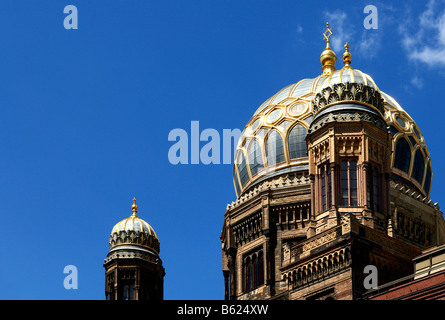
top-left (318, 162), bottom-right (332, 213)
top-left (247, 139), bottom-right (264, 177)
top-left (258, 251), bottom-right (264, 287)
top-left (411, 148), bottom-right (426, 184)
top-left (252, 254), bottom-right (258, 289)
top-left (236, 150), bottom-right (250, 187)
top-left (265, 129), bottom-right (286, 167)
top-left (340, 159), bottom-right (358, 207)
top-left (245, 256), bottom-right (251, 292)
top-left (122, 284), bottom-right (135, 300)
top-left (233, 167), bottom-right (242, 198)
top-left (287, 123), bottom-right (308, 160)
top-left (366, 162), bottom-right (381, 212)
top-left (393, 137), bottom-right (412, 174)
top-left (244, 249), bottom-right (264, 292)
top-left (423, 162), bottom-right (432, 196)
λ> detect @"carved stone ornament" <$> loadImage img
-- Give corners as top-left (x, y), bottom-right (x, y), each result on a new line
top-left (312, 82), bottom-right (385, 116)
top-left (109, 230), bottom-right (160, 254)
top-left (309, 111), bottom-right (387, 133)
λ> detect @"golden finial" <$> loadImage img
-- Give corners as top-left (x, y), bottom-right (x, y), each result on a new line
top-left (131, 197), bottom-right (138, 216)
top-left (343, 42), bottom-right (352, 67)
top-left (320, 22), bottom-right (337, 76)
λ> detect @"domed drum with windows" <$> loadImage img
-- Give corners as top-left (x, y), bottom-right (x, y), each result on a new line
top-left (233, 46), bottom-right (432, 200)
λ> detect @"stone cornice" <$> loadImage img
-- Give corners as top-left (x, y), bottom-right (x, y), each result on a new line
top-left (390, 180), bottom-right (440, 210)
top-left (226, 173), bottom-right (311, 212)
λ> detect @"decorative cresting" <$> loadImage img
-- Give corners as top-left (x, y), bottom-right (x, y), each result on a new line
top-left (310, 82), bottom-right (388, 133)
top-left (109, 198), bottom-right (160, 254)
top-left (312, 82), bottom-right (385, 116)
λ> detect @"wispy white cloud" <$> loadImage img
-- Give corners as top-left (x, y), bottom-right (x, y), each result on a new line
top-left (296, 24), bottom-right (303, 34)
top-left (411, 76), bottom-right (424, 89)
top-left (358, 31), bottom-right (381, 59)
top-left (294, 24), bottom-right (304, 45)
top-left (401, 0), bottom-right (445, 67)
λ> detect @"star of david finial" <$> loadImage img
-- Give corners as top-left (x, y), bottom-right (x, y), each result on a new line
top-left (323, 22), bottom-right (333, 44)
top-left (319, 22), bottom-right (337, 75)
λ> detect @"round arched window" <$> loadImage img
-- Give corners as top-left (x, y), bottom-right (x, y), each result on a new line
top-left (265, 130), bottom-right (285, 166)
top-left (288, 124), bottom-right (308, 159)
top-left (394, 138), bottom-right (411, 173)
top-left (412, 149), bottom-right (425, 183)
top-left (247, 139), bottom-right (264, 176)
top-left (237, 152), bottom-right (249, 186)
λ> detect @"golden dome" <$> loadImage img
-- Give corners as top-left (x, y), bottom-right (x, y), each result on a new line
top-left (233, 36), bottom-right (432, 199)
top-left (109, 198), bottom-right (160, 254)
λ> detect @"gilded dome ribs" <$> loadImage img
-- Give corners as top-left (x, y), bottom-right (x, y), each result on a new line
top-left (108, 198), bottom-right (160, 254)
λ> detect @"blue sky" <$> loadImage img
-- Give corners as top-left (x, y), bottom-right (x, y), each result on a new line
top-left (0, 0), bottom-right (444, 300)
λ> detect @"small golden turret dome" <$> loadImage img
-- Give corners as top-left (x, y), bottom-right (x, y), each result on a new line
top-left (320, 22), bottom-right (337, 76)
top-left (343, 42), bottom-right (352, 67)
top-left (109, 198), bottom-right (160, 254)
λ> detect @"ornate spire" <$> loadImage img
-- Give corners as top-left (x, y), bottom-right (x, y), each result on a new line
top-left (343, 42), bottom-right (352, 67)
top-left (320, 22), bottom-right (337, 76)
top-left (131, 197), bottom-right (138, 216)
top-left (323, 22), bottom-right (333, 44)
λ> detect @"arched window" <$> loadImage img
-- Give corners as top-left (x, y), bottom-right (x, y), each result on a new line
top-left (234, 173), bottom-right (241, 197)
top-left (412, 149), bottom-right (425, 183)
top-left (249, 258), bottom-right (254, 291)
top-left (258, 251), bottom-right (264, 287)
top-left (319, 163), bottom-right (332, 212)
top-left (265, 130), bottom-right (285, 166)
top-left (245, 256), bottom-right (251, 291)
top-left (247, 140), bottom-right (264, 176)
top-left (253, 254), bottom-right (258, 288)
top-left (367, 164), bottom-right (381, 212)
top-left (123, 284), bottom-right (134, 300)
top-left (394, 138), bottom-right (411, 173)
top-left (296, 269), bottom-right (302, 287)
top-left (288, 124), bottom-right (308, 159)
top-left (237, 152), bottom-right (249, 186)
top-left (244, 251), bottom-right (264, 292)
top-left (340, 159), bottom-right (358, 206)
top-left (424, 163), bottom-right (432, 195)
